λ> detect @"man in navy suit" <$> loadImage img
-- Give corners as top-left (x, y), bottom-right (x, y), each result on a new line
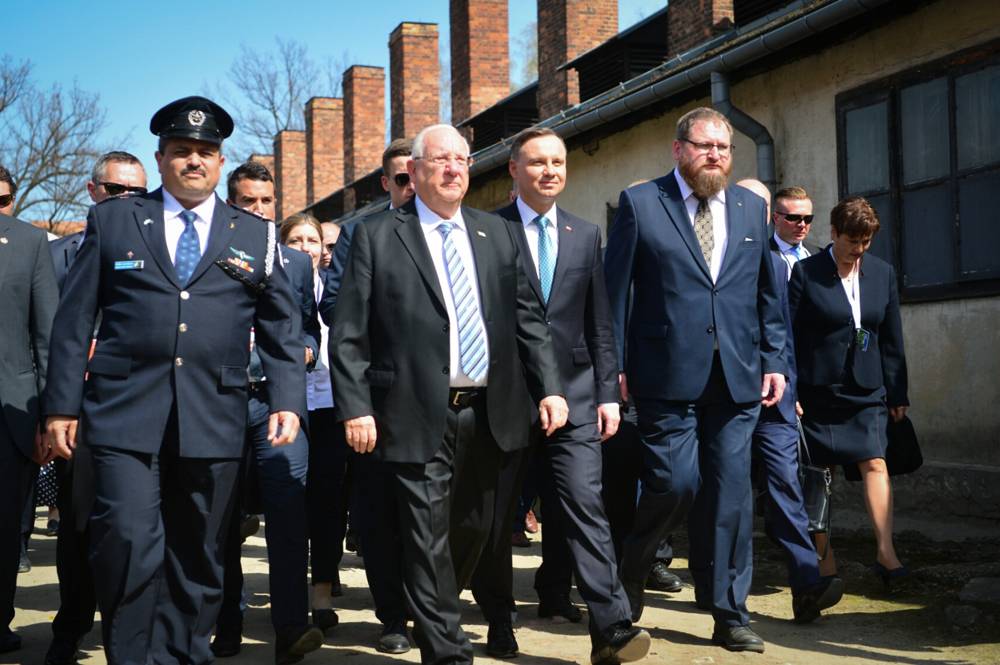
top-left (43, 96), bottom-right (305, 665)
top-left (605, 107), bottom-right (787, 653)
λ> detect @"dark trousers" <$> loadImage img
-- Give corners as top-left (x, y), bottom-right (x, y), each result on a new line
top-left (624, 357), bottom-right (760, 627)
top-left (390, 395), bottom-right (503, 665)
top-left (0, 425), bottom-right (33, 632)
top-left (352, 452), bottom-right (407, 630)
top-left (752, 413), bottom-right (820, 593)
top-left (89, 433), bottom-right (239, 665)
top-left (218, 393), bottom-right (310, 634)
top-left (307, 407), bottom-right (349, 586)
top-left (51, 457), bottom-right (97, 644)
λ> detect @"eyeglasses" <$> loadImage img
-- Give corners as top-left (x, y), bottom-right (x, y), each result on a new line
top-left (99, 182), bottom-right (148, 196)
top-left (0, 194), bottom-right (12, 207)
top-left (392, 172), bottom-right (410, 187)
top-left (775, 212), bottom-right (814, 224)
top-left (681, 139), bottom-right (733, 157)
top-left (415, 153), bottom-right (473, 169)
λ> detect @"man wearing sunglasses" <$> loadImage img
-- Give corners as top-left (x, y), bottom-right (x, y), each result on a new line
top-left (770, 186), bottom-right (820, 280)
top-left (0, 165), bottom-right (16, 216)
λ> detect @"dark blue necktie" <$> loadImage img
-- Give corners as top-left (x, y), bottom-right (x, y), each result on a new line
top-left (174, 210), bottom-right (201, 284)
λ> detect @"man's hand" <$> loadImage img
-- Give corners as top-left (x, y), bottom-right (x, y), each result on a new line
top-left (889, 405), bottom-right (908, 423)
top-left (761, 373), bottom-right (786, 408)
top-left (618, 373), bottom-right (629, 403)
top-left (267, 411), bottom-right (300, 446)
top-left (32, 428), bottom-right (56, 466)
top-left (795, 400), bottom-right (804, 417)
top-left (538, 396), bottom-right (569, 437)
top-left (345, 415), bottom-right (377, 453)
top-left (45, 416), bottom-right (78, 460)
top-left (596, 402), bottom-right (621, 441)
top-left (305, 347), bottom-right (315, 366)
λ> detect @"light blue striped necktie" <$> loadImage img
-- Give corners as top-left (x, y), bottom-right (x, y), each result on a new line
top-left (534, 215), bottom-right (554, 303)
top-left (174, 210), bottom-right (202, 284)
top-left (437, 222), bottom-right (488, 382)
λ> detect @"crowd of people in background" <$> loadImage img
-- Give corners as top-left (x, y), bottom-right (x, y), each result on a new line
top-left (0, 96), bottom-right (910, 665)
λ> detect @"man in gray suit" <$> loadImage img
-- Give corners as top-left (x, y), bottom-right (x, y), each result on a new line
top-left (0, 202), bottom-right (59, 654)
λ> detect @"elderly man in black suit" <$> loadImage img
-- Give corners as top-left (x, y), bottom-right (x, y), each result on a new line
top-left (330, 124), bottom-right (568, 665)
top-left (43, 96), bottom-right (305, 665)
top-left (0, 205), bottom-right (59, 654)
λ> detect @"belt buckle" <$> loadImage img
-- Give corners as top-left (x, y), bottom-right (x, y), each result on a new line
top-left (451, 390), bottom-right (464, 407)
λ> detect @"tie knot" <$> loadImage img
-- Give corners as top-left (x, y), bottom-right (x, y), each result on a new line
top-left (791, 244), bottom-right (802, 259)
top-left (534, 215), bottom-right (549, 230)
top-left (437, 221), bottom-right (454, 238)
top-left (180, 210), bottom-right (197, 226)
top-left (696, 197), bottom-right (709, 211)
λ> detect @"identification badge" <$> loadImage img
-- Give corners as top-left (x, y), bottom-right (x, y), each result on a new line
top-left (855, 328), bottom-right (871, 352)
top-left (114, 260), bottom-right (144, 271)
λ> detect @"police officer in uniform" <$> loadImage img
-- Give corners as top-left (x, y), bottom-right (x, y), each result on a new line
top-left (43, 96), bottom-right (305, 665)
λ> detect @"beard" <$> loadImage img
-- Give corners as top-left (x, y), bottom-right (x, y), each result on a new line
top-left (679, 159), bottom-right (730, 200)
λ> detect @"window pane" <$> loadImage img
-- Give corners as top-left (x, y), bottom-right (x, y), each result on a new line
top-left (901, 184), bottom-right (954, 287)
top-left (956, 65), bottom-right (1000, 170)
top-left (900, 78), bottom-right (949, 184)
top-left (866, 193), bottom-right (895, 264)
top-left (845, 102), bottom-right (890, 194)
top-left (958, 170), bottom-right (1000, 278)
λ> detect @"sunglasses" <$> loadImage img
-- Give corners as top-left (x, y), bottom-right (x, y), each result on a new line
top-left (776, 212), bottom-right (814, 224)
top-left (392, 172), bottom-right (410, 187)
top-left (0, 194), bottom-right (12, 207)
top-left (100, 182), bottom-right (148, 196)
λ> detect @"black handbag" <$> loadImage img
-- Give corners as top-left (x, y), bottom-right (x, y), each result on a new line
top-left (797, 418), bottom-right (832, 535)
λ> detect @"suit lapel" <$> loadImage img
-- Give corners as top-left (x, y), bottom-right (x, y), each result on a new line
top-left (718, 191), bottom-right (743, 281)
top-left (393, 204), bottom-right (447, 314)
top-left (499, 204), bottom-right (544, 305)
top-left (133, 190), bottom-right (180, 289)
top-left (0, 217), bottom-right (12, 288)
top-left (548, 210), bottom-right (575, 303)
top-left (187, 196), bottom-right (237, 285)
top-left (464, 208), bottom-right (495, 320)
top-left (657, 176), bottom-right (712, 281)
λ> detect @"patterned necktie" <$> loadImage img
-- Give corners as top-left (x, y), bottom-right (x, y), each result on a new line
top-left (437, 222), bottom-right (488, 382)
top-left (534, 215), bottom-right (554, 303)
top-left (694, 197), bottom-right (714, 270)
top-left (174, 210), bottom-right (202, 284)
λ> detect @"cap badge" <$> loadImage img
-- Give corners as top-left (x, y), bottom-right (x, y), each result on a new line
top-left (188, 110), bottom-right (206, 127)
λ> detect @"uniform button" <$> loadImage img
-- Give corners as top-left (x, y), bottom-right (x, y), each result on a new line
top-left (706, 326), bottom-right (715, 334)
top-left (712, 289), bottom-right (719, 295)
top-left (175, 357), bottom-right (184, 367)
top-left (178, 323), bottom-right (188, 333)
top-left (180, 291), bottom-right (190, 300)
top-left (443, 324), bottom-right (449, 333)
top-left (442, 366), bottom-right (449, 375)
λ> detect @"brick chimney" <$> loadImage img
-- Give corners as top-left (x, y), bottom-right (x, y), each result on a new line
top-left (343, 65), bottom-right (386, 183)
top-left (389, 22), bottom-right (440, 140)
top-left (305, 97), bottom-right (344, 205)
top-left (273, 130), bottom-right (306, 220)
top-left (537, 0), bottom-right (618, 119)
top-left (450, 0), bottom-right (509, 125)
top-left (248, 153), bottom-right (275, 176)
top-left (668, 0), bottom-right (734, 57)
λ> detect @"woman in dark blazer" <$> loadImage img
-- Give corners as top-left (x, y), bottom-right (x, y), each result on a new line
top-left (788, 196), bottom-right (910, 588)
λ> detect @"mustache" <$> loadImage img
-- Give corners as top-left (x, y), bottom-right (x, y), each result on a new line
top-left (181, 168), bottom-right (206, 176)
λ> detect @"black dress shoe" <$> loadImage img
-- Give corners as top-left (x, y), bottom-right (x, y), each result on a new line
top-left (377, 626), bottom-right (410, 654)
top-left (210, 633), bottom-right (242, 658)
top-left (240, 514), bottom-right (260, 542)
top-left (591, 622), bottom-right (650, 664)
top-left (0, 629), bottom-right (21, 654)
top-left (792, 576), bottom-right (844, 624)
top-left (276, 625), bottom-right (324, 665)
top-left (712, 625), bottom-right (765, 653)
top-left (871, 562), bottom-right (910, 590)
top-left (486, 621), bottom-right (519, 659)
top-left (646, 561), bottom-right (683, 592)
top-left (538, 598), bottom-right (583, 623)
top-left (312, 608), bottom-right (339, 635)
top-left (17, 552), bottom-right (30, 574)
top-left (44, 637), bottom-right (80, 664)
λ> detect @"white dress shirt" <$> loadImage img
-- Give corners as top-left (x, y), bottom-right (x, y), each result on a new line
top-left (163, 189), bottom-right (214, 263)
top-left (516, 197), bottom-right (559, 278)
top-left (773, 232), bottom-right (810, 281)
top-left (415, 195), bottom-right (489, 388)
top-left (830, 247), bottom-right (863, 330)
top-left (673, 168), bottom-right (728, 283)
top-left (307, 270), bottom-right (334, 410)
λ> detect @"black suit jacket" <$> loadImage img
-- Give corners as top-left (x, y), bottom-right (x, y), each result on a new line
top-left (766, 250), bottom-right (798, 424)
top-left (496, 202), bottom-right (617, 426)
top-left (0, 215), bottom-right (59, 457)
top-left (44, 189), bottom-right (305, 458)
top-left (788, 248), bottom-right (908, 407)
top-left (50, 231), bottom-right (83, 292)
top-left (279, 246), bottom-right (321, 370)
top-left (330, 199), bottom-right (563, 464)
top-left (767, 235), bottom-right (821, 281)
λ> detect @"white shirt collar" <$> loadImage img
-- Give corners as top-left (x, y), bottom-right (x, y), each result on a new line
top-left (516, 197), bottom-right (558, 228)
top-left (162, 188), bottom-right (216, 225)
top-left (415, 195), bottom-right (466, 232)
top-left (672, 167), bottom-right (726, 205)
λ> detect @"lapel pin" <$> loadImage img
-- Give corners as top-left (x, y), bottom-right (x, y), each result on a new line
top-left (229, 222), bottom-right (236, 229)
top-left (143, 218), bottom-right (153, 226)
top-left (737, 201), bottom-right (743, 207)
top-left (127, 251), bottom-right (134, 258)
top-left (564, 225), bottom-right (573, 232)
top-left (477, 230), bottom-right (487, 237)
top-left (0, 237), bottom-right (7, 244)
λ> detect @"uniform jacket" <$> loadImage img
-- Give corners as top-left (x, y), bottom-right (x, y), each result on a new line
top-left (44, 189), bottom-right (305, 458)
top-left (496, 203), bottom-right (617, 426)
top-left (788, 248), bottom-right (908, 407)
top-left (330, 199), bottom-right (563, 464)
top-left (0, 215), bottom-right (59, 457)
top-left (604, 174), bottom-right (787, 403)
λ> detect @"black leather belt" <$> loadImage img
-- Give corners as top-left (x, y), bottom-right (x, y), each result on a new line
top-left (448, 388), bottom-right (484, 409)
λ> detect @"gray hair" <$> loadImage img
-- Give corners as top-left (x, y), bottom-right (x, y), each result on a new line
top-left (91, 150), bottom-right (144, 184)
top-left (411, 124), bottom-right (470, 159)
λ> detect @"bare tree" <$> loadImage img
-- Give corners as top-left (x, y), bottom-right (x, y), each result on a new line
top-left (511, 21), bottom-right (538, 91)
top-left (0, 55), bottom-right (30, 114)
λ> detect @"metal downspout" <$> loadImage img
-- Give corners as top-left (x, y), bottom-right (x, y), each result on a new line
top-left (710, 71), bottom-right (775, 192)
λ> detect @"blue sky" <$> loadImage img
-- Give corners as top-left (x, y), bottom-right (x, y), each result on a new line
top-left (7, 1), bottom-right (663, 191)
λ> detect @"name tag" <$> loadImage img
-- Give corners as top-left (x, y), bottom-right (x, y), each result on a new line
top-left (114, 260), bottom-right (144, 271)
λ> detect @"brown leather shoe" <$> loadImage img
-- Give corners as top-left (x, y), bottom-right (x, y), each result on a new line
top-left (524, 510), bottom-right (539, 534)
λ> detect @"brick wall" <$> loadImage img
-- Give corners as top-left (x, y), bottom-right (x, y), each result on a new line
top-left (343, 65), bottom-right (386, 183)
top-left (273, 130), bottom-right (306, 220)
top-left (305, 97), bottom-right (344, 205)
top-left (668, 0), bottom-right (734, 56)
top-left (538, 0), bottom-right (618, 119)
top-left (390, 22), bottom-right (440, 140)
top-left (450, 0), bottom-right (510, 125)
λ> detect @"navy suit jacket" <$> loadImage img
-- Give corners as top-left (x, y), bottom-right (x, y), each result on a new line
top-left (44, 189), bottom-right (305, 458)
top-left (497, 202), bottom-right (617, 426)
top-left (279, 245), bottom-right (321, 370)
top-left (788, 248), bottom-right (908, 407)
top-left (50, 231), bottom-right (83, 292)
top-left (765, 250), bottom-right (797, 424)
top-left (604, 173), bottom-right (787, 403)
